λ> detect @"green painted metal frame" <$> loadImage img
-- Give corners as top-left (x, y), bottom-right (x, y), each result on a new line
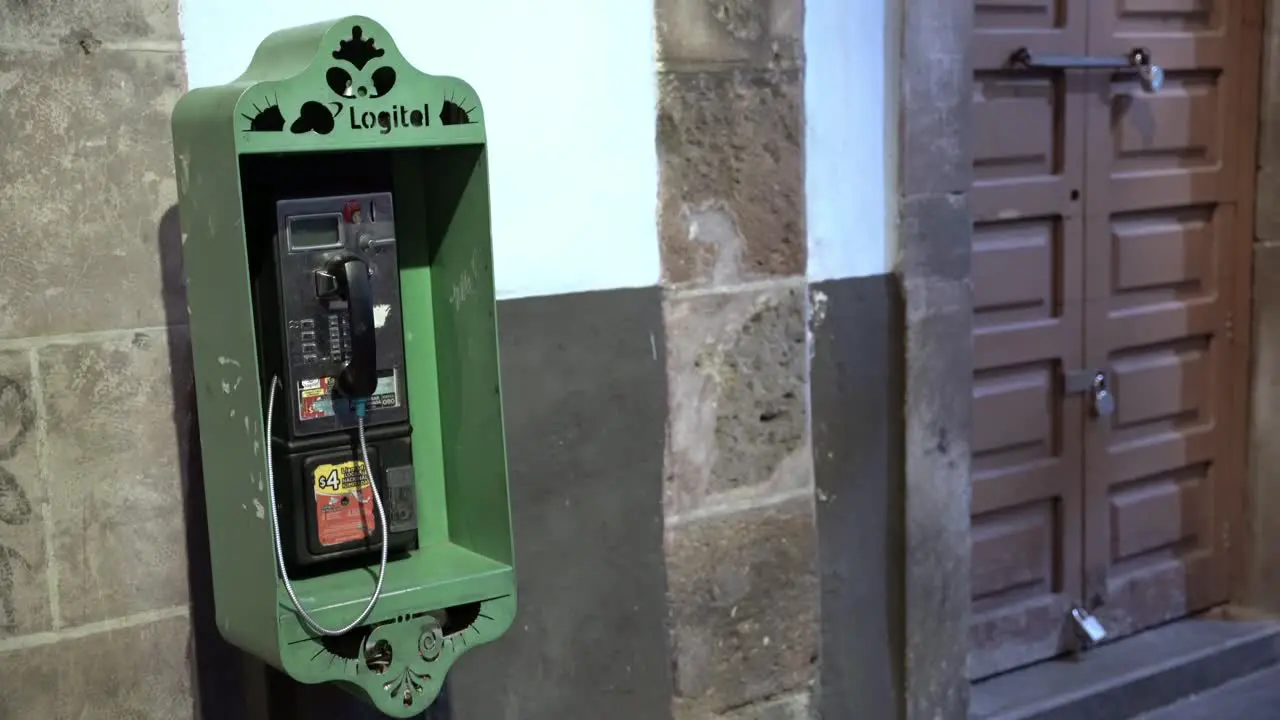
top-left (170, 16), bottom-right (515, 717)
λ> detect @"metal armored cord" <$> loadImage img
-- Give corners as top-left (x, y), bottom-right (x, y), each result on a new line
top-left (265, 375), bottom-right (390, 636)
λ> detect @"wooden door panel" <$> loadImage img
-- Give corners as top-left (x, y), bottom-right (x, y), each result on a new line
top-left (969, 255), bottom-right (1084, 680)
top-left (1105, 74), bottom-right (1231, 213)
top-left (970, 0), bottom-right (1085, 70)
top-left (1081, 212), bottom-right (1232, 637)
top-left (1088, 0), bottom-right (1234, 220)
top-left (963, 0), bottom-right (1251, 678)
top-left (1081, 0), bottom-right (1237, 643)
top-left (967, 0), bottom-right (1088, 680)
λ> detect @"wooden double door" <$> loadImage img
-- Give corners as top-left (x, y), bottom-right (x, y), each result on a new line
top-left (967, 0), bottom-right (1257, 679)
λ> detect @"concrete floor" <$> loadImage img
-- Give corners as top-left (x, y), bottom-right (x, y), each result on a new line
top-left (1143, 667), bottom-right (1280, 719)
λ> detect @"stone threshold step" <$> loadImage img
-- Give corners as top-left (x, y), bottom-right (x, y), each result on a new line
top-left (1137, 664), bottom-right (1280, 719)
top-left (969, 610), bottom-right (1280, 720)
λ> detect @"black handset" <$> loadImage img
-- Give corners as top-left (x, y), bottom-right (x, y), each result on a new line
top-left (260, 192), bottom-right (418, 573)
top-left (329, 255), bottom-right (378, 398)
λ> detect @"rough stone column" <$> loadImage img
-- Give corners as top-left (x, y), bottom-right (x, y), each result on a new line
top-left (896, 0), bottom-right (974, 717)
top-left (1245, 0), bottom-right (1280, 612)
top-left (654, 1), bottom-right (818, 717)
top-left (0, 2), bottom-right (207, 715)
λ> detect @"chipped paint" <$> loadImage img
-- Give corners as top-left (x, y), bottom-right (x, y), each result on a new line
top-left (810, 289), bottom-right (829, 328)
top-left (177, 151), bottom-right (191, 191)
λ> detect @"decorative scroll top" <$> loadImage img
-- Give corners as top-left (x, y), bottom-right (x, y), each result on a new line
top-left (231, 17), bottom-right (484, 151)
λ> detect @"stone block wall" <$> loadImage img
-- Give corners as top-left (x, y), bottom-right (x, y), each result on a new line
top-left (654, 1), bottom-right (819, 717)
top-left (0, 2), bottom-right (833, 718)
top-left (0, 1), bottom-right (197, 717)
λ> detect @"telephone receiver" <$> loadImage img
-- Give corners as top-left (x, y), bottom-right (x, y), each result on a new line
top-left (322, 255), bottom-right (379, 399)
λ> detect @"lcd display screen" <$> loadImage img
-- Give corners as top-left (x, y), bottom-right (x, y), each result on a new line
top-left (288, 214), bottom-right (343, 251)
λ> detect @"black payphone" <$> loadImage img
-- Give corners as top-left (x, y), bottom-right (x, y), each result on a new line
top-left (252, 191), bottom-right (420, 634)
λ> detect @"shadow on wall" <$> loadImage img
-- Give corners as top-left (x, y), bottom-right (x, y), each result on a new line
top-left (156, 204), bottom-right (451, 720)
top-left (157, 204), bottom-right (247, 719)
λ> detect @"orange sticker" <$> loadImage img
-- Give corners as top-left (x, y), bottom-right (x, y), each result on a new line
top-left (313, 461), bottom-right (376, 547)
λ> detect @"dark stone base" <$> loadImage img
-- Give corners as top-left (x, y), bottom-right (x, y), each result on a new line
top-left (447, 287), bottom-right (674, 720)
top-left (810, 274), bottom-right (905, 720)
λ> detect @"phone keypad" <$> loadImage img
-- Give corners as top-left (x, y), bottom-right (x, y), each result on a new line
top-left (325, 314), bottom-right (352, 363)
top-left (293, 316), bottom-right (349, 366)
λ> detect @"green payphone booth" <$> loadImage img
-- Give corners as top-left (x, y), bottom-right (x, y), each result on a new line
top-left (170, 17), bottom-right (515, 717)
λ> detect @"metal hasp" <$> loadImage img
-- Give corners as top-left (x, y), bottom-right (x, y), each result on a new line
top-left (169, 16), bottom-right (515, 718)
top-left (1009, 46), bottom-right (1165, 94)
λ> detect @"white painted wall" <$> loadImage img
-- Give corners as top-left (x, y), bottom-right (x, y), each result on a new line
top-left (180, 1), bottom-right (662, 300)
top-left (180, 0), bottom-right (894, 296)
top-left (805, 0), bottom-right (897, 280)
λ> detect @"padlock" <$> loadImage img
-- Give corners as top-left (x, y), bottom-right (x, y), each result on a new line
top-left (1140, 63), bottom-right (1165, 94)
top-left (1070, 606), bottom-right (1108, 645)
top-left (1092, 372), bottom-right (1116, 418)
top-left (1094, 388), bottom-right (1116, 417)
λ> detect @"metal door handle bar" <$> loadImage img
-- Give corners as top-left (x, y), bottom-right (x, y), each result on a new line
top-left (1009, 47), bottom-right (1151, 70)
top-left (1008, 47), bottom-right (1164, 93)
